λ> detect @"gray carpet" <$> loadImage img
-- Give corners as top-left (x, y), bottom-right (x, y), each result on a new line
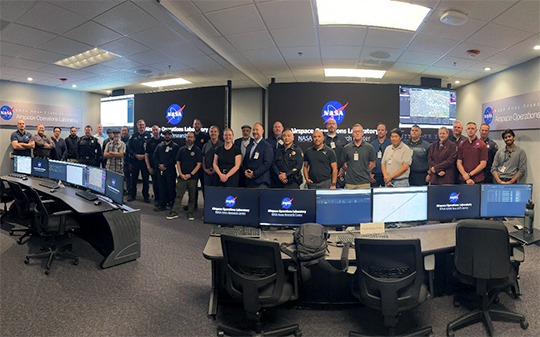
top-left (1, 192), bottom-right (539, 337)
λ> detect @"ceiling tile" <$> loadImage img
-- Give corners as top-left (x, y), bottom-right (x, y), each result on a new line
top-left (188, 15), bottom-right (222, 38)
top-left (16, 1), bottom-right (87, 35)
top-left (52, 0), bottom-right (124, 20)
top-left (364, 28), bottom-right (415, 49)
top-left (163, 0), bottom-right (201, 18)
top-left (419, 10), bottom-right (488, 41)
top-left (204, 5), bottom-right (266, 36)
top-left (241, 48), bottom-right (284, 65)
top-left (167, 20), bottom-right (198, 41)
top-left (360, 47), bottom-right (403, 63)
top-left (193, 0), bottom-right (253, 13)
top-left (318, 27), bottom-right (367, 46)
top-left (437, 0), bottom-right (518, 22)
top-left (98, 38), bottom-right (149, 57)
top-left (465, 23), bottom-right (534, 50)
top-left (19, 49), bottom-right (67, 64)
top-left (83, 64), bottom-right (118, 76)
top-left (94, 1), bottom-right (161, 36)
top-left (0, 1), bottom-right (37, 21)
top-left (270, 27), bottom-right (318, 48)
top-left (453, 69), bottom-right (485, 81)
top-left (494, 0), bottom-right (539, 34)
top-left (280, 47), bottom-right (320, 61)
top-left (226, 31), bottom-right (275, 51)
top-left (421, 66), bottom-right (460, 77)
top-left (322, 59), bottom-right (358, 68)
top-left (158, 42), bottom-right (206, 62)
top-left (12, 70), bottom-right (55, 81)
top-left (391, 62), bottom-right (430, 73)
top-left (466, 61), bottom-right (511, 74)
top-left (286, 58), bottom-right (323, 70)
top-left (446, 42), bottom-right (501, 61)
top-left (38, 36), bottom-right (93, 57)
top-left (0, 56), bottom-right (14, 66)
top-left (127, 50), bottom-right (175, 65)
top-left (0, 23), bottom-right (57, 48)
top-left (408, 33), bottom-right (460, 54)
top-left (101, 57), bottom-right (144, 71)
top-left (398, 51), bottom-right (441, 66)
top-left (129, 25), bottom-right (188, 50)
top-left (256, 0), bottom-right (314, 30)
top-left (485, 35), bottom-right (540, 66)
top-left (133, 0), bottom-right (176, 23)
top-left (150, 61), bottom-right (191, 73)
top-left (321, 46), bottom-right (361, 59)
top-left (0, 66), bottom-right (29, 77)
top-left (0, 41), bottom-right (33, 58)
top-left (64, 21), bottom-right (123, 48)
top-left (433, 56), bottom-right (478, 70)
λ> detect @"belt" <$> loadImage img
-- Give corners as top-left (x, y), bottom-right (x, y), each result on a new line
top-left (393, 178), bottom-right (408, 181)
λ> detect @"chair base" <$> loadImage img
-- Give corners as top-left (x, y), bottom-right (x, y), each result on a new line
top-left (446, 308), bottom-right (528, 337)
top-left (24, 243), bottom-right (79, 275)
top-left (217, 323), bottom-right (301, 337)
top-left (350, 326), bottom-right (432, 337)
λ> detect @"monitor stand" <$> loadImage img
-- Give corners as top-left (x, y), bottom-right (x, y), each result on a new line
top-left (509, 229), bottom-right (540, 245)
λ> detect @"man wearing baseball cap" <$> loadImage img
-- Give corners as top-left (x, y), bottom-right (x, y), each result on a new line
top-left (104, 128), bottom-right (126, 174)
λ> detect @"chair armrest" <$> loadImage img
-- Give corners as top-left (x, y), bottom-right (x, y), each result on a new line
top-left (424, 254), bottom-right (435, 299)
top-left (511, 246), bottom-right (525, 263)
top-left (287, 263), bottom-right (299, 301)
top-left (50, 210), bottom-right (73, 217)
top-left (42, 199), bottom-right (55, 204)
top-left (347, 266), bottom-right (357, 275)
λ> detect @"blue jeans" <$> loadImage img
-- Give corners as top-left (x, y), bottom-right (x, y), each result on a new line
top-left (391, 178), bottom-right (410, 187)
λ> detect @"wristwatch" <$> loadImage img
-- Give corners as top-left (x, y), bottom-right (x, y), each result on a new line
top-left (331, 182), bottom-right (336, 186)
top-left (468, 173), bottom-right (472, 178)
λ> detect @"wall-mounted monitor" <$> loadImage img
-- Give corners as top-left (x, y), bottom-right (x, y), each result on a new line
top-left (481, 184), bottom-right (533, 217)
top-left (14, 155), bottom-right (32, 175)
top-left (86, 166), bottom-right (106, 194)
top-left (428, 184), bottom-right (480, 221)
top-left (48, 160), bottom-right (68, 181)
top-left (399, 86), bottom-right (456, 128)
top-left (105, 170), bottom-right (124, 204)
top-left (66, 163), bottom-right (86, 187)
top-left (316, 189), bottom-right (371, 226)
top-left (204, 187), bottom-right (259, 226)
top-left (100, 94), bottom-right (134, 128)
top-left (259, 189), bottom-right (316, 227)
top-left (372, 186), bottom-right (428, 223)
top-left (31, 158), bottom-right (48, 177)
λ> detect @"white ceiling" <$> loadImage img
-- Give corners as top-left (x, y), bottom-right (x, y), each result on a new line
top-left (0, 0), bottom-right (538, 94)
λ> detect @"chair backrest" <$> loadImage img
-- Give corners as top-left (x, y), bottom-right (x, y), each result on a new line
top-left (455, 220), bottom-right (512, 280)
top-left (6, 181), bottom-right (32, 219)
top-left (220, 234), bottom-right (289, 315)
top-left (354, 238), bottom-right (424, 317)
top-left (25, 187), bottom-right (53, 234)
top-left (1, 177), bottom-right (13, 198)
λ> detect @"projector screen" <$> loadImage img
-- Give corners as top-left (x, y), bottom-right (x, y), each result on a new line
top-left (100, 94), bottom-right (134, 128)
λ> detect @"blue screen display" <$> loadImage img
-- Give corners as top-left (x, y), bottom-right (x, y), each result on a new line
top-left (481, 184), bottom-right (532, 217)
top-left (48, 160), bottom-right (67, 181)
top-left (316, 189), bottom-right (371, 226)
top-left (31, 158), bottom-right (48, 177)
top-left (204, 187), bottom-right (259, 226)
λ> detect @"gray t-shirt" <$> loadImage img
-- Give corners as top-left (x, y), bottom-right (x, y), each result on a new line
top-left (342, 141), bottom-right (376, 185)
top-left (381, 142), bottom-right (412, 179)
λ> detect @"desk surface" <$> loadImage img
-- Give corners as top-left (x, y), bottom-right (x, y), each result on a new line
top-left (3, 175), bottom-right (115, 214)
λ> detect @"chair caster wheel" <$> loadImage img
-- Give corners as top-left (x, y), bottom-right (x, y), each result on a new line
top-left (494, 295), bottom-right (500, 304)
top-left (520, 320), bottom-right (529, 329)
top-left (73, 259), bottom-right (79, 266)
top-left (24, 258), bottom-right (29, 264)
top-left (294, 330), bottom-right (303, 337)
top-left (45, 270), bottom-right (50, 275)
top-left (17, 238), bottom-right (23, 245)
top-left (217, 331), bottom-right (225, 337)
top-left (9, 231), bottom-right (14, 236)
top-left (446, 329), bottom-right (455, 337)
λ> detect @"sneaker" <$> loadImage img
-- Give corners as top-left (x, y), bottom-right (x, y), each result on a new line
top-left (188, 214), bottom-right (195, 221)
top-left (126, 196), bottom-right (135, 202)
top-left (153, 206), bottom-right (166, 212)
top-left (166, 212), bottom-right (179, 220)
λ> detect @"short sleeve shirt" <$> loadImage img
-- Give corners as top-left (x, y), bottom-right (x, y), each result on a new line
top-left (381, 142), bottom-right (412, 179)
top-left (457, 137), bottom-right (488, 182)
top-left (304, 144), bottom-right (337, 183)
top-left (105, 140), bottom-right (126, 173)
top-left (11, 130), bottom-right (34, 156)
top-left (176, 145), bottom-right (202, 178)
top-left (342, 141), bottom-right (376, 185)
top-left (215, 145), bottom-right (241, 172)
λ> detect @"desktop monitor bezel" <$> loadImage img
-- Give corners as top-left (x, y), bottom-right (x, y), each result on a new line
top-left (13, 155), bottom-right (32, 175)
top-left (315, 189), bottom-right (372, 226)
top-left (86, 166), bottom-right (106, 195)
top-left (48, 159), bottom-right (68, 182)
top-left (203, 186), bottom-right (260, 226)
top-left (427, 184), bottom-right (481, 221)
top-left (372, 186), bottom-right (428, 224)
top-left (480, 183), bottom-right (533, 218)
top-left (65, 162), bottom-right (87, 187)
top-left (31, 158), bottom-right (49, 177)
top-left (105, 170), bottom-right (124, 204)
top-left (259, 188), bottom-right (316, 227)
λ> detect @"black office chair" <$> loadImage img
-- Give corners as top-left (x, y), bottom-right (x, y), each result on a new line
top-left (6, 181), bottom-right (36, 244)
top-left (446, 220), bottom-right (528, 337)
top-left (350, 238), bottom-right (433, 337)
top-left (24, 187), bottom-right (80, 275)
top-left (0, 177), bottom-right (15, 223)
top-left (218, 234), bottom-right (302, 337)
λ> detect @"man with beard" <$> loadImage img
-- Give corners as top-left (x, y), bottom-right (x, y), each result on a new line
top-left (153, 129), bottom-right (179, 211)
top-left (491, 129), bottom-right (527, 184)
top-left (77, 125), bottom-right (102, 167)
top-left (146, 125), bottom-right (164, 206)
top-left (127, 119), bottom-right (151, 202)
top-left (370, 123), bottom-right (391, 187)
top-left (34, 124), bottom-right (55, 158)
top-left (65, 126), bottom-right (79, 162)
top-left (243, 123), bottom-right (273, 188)
top-left (324, 118), bottom-right (348, 188)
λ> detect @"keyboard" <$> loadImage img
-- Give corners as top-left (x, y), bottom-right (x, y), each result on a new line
top-left (8, 173), bottom-right (27, 179)
top-left (338, 233), bottom-right (390, 246)
top-left (210, 226), bottom-right (261, 238)
top-left (39, 180), bottom-right (59, 189)
top-left (76, 190), bottom-right (98, 201)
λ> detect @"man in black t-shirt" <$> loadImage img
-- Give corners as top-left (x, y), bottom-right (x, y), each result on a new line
top-left (303, 130), bottom-right (337, 189)
top-left (153, 129), bottom-right (179, 212)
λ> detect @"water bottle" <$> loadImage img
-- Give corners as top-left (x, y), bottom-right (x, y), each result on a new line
top-left (524, 199), bottom-right (534, 235)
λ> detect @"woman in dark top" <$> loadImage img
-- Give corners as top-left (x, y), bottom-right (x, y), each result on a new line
top-left (428, 126), bottom-right (458, 185)
top-left (213, 128), bottom-right (242, 187)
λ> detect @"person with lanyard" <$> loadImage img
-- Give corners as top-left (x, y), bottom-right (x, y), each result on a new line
top-left (145, 125), bottom-right (164, 207)
top-left (479, 123), bottom-right (499, 183)
top-left (370, 122), bottom-right (391, 187)
top-left (104, 129), bottom-right (125, 174)
top-left (272, 129), bottom-right (304, 189)
top-left (324, 118), bottom-right (348, 188)
top-left (406, 125), bottom-right (431, 186)
top-left (213, 128), bottom-right (242, 187)
top-left (449, 120), bottom-right (467, 146)
top-left (64, 126), bottom-right (79, 162)
top-left (127, 119), bottom-right (151, 203)
top-left (121, 126), bottom-right (132, 196)
top-left (167, 132), bottom-right (202, 221)
top-left (456, 122), bottom-right (488, 184)
top-left (267, 121), bottom-right (285, 187)
top-left (153, 129), bottom-right (179, 212)
top-left (77, 125), bottom-right (102, 167)
top-left (341, 123), bottom-right (375, 189)
top-left (381, 128), bottom-right (412, 187)
top-left (193, 118), bottom-right (210, 206)
top-left (201, 125), bottom-right (223, 192)
top-left (233, 124), bottom-right (254, 187)
top-left (93, 123), bottom-right (105, 146)
top-left (50, 127), bottom-right (67, 161)
top-left (303, 130), bottom-right (337, 189)
top-left (243, 123), bottom-right (274, 188)
top-left (491, 129), bottom-right (527, 184)
top-left (101, 128), bottom-right (114, 167)
top-left (427, 127), bottom-right (457, 185)
top-left (34, 124), bottom-right (55, 159)
top-left (11, 119), bottom-right (34, 157)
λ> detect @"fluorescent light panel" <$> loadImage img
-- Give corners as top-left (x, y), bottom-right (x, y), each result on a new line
top-left (55, 48), bottom-right (118, 69)
top-left (324, 68), bottom-right (386, 78)
top-left (141, 78), bottom-right (192, 87)
top-left (317, 0), bottom-right (431, 31)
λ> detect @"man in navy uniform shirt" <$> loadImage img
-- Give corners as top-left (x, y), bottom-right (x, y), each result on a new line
top-left (145, 125), bottom-right (164, 206)
top-left (77, 125), bottom-right (102, 167)
top-left (370, 123), bottom-right (391, 187)
top-left (479, 123), bottom-right (499, 183)
top-left (127, 119), bottom-right (151, 203)
top-left (11, 119), bottom-right (34, 156)
top-left (153, 129), bottom-right (179, 212)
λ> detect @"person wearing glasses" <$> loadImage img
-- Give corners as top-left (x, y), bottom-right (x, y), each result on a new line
top-left (491, 129), bottom-right (527, 184)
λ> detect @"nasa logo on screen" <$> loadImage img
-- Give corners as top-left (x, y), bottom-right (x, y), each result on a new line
top-left (281, 197), bottom-right (293, 210)
top-left (0, 105), bottom-right (14, 121)
top-left (483, 107), bottom-right (493, 125)
top-left (225, 195), bottom-right (236, 208)
top-left (166, 104), bottom-right (185, 125)
top-left (37, 161), bottom-right (42, 168)
top-left (449, 192), bottom-right (460, 203)
top-left (112, 178), bottom-right (116, 187)
top-left (322, 101), bottom-right (348, 125)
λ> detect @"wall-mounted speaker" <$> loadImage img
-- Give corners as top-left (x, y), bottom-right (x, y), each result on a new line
top-left (420, 77), bottom-right (442, 88)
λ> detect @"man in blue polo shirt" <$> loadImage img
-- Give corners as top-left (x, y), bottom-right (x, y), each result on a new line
top-left (11, 119), bottom-right (34, 156)
top-left (370, 123), bottom-right (391, 187)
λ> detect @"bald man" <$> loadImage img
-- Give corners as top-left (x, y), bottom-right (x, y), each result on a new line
top-left (11, 119), bottom-right (35, 157)
top-left (243, 123), bottom-right (273, 188)
top-left (303, 130), bottom-right (337, 189)
top-left (34, 124), bottom-right (55, 158)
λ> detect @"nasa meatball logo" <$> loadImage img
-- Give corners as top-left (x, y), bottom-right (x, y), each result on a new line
top-left (111, 178), bottom-right (116, 187)
top-left (449, 192), bottom-right (460, 203)
top-left (225, 196), bottom-right (237, 208)
top-left (166, 104), bottom-right (185, 125)
top-left (483, 107), bottom-right (493, 125)
top-left (322, 101), bottom-right (348, 125)
top-left (37, 161), bottom-right (42, 168)
top-left (0, 105), bottom-right (14, 121)
top-left (281, 197), bottom-right (293, 210)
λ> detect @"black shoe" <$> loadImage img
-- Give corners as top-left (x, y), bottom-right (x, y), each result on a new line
top-left (126, 196), bottom-right (135, 202)
top-left (183, 205), bottom-right (198, 211)
top-left (153, 206), bottom-right (166, 212)
top-left (154, 200), bottom-right (159, 207)
top-left (143, 198), bottom-right (151, 203)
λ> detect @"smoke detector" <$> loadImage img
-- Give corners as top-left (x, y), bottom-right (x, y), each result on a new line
top-left (466, 49), bottom-right (481, 58)
top-left (440, 11), bottom-right (468, 26)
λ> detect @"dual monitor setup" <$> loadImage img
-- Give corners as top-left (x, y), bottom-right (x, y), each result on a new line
top-left (204, 184), bottom-right (533, 228)
top-left (13, 155), bottom-right (124, 204)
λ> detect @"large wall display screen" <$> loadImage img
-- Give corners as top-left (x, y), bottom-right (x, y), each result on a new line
top-left (399, 86), bottom-right (456, 127)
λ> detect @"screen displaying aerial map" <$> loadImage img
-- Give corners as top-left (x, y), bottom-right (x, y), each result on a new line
top-left (399, 86), bottom-right (456, 127)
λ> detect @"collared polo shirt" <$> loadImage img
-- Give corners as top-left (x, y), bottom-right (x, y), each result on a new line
top-left (342, 141), bottom-right (376, 185)
top-left (381, 142), bottom-right (412, 179)
top-left (176, 145), bottom-right (202, 178)
top-left (457, 136), bottom-right (488, 182)
top-left (304, 144), bottom-right (337, 183)
top-left (11, 130), bottom-right (33, 156)
top-left (491, 145), bottom-right (527, 181)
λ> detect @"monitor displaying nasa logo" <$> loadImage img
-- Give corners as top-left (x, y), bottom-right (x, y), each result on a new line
top-left (166, 104), bottom-right (185, 125)
top-left (281, 197), bottom-right (293, 209)
top-left (0, 105), bottom-right (14, 121)
top-left (225, 195), bottom-right (236, 208)
top-left (322, 101), bottom-right (348, 125)
top-left (449, 192), bottom-right (459, 203)
top-left (37, 161), bottom-right (42, 168)
top-left (483, 107), bottom-right (493, 125)
top-left (112, 178), bottom-right (116, 187)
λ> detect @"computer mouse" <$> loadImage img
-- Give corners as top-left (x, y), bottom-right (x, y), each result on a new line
top-left (50, 189), bottom-right (56, 193)
top-left (22, 177), bottom-right (28, 180)
top-left (94, 200), bottom-right (101, 205)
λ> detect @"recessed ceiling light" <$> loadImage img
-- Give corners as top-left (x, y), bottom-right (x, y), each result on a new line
top-left (136, 69), bottom-right (152, 75)
top-left (141, 78), bottom-right (192, 87)
top-left (484, 67), bottom-right (491, 71)
top-left (454, 80), bottom-right (460, 84)
top-left (324, 68), bottom-right (386, 79)
top-left (316, 0), bottom-right (431, 31)
top-left (55, 48), bottom-right (118, 69)
top-left (27, 77), bottom-right (33, 81)
top-left (106, 90), bottom-right (112, 94)
top-left (533, 45), bottom-right (540, 50)
top-left (72, 84), bottom-right (77, 88)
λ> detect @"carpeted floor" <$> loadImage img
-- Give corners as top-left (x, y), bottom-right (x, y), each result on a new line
top-left (1, 191), bottom-right (539, 337)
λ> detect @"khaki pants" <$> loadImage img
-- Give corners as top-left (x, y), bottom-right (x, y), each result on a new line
top-left (345, 183), bottom-right (371, 189)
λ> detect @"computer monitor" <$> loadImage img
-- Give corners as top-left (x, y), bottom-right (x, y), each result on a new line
top-left (204, 187), bottom-right (259, 226)
top-left (481, 184), bottom-right (533, 217)
top-left (66, 162), bottom-right (86, 187)
top-left (259, 189), bottom-right (316, 227)
top-left (428, 184), bottom-right (481, 221)
top-left (316, 189), bottom-right (372, 226)
top-left (48, 160), bottom-right (68, 181)
top-left (14, 155), bottom-right (31, 175)
top-left (372, 186), bottom-right (428, 223)
top-left (105, 170), bottom-right (124, 204)
top-left (31, 158), bottom-right (48, 177)
top-left (86, 166), bottom-right (106, 194)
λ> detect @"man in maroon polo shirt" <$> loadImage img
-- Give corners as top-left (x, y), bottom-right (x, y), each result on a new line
top-left (456, 122), bottom-right (488, 184)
